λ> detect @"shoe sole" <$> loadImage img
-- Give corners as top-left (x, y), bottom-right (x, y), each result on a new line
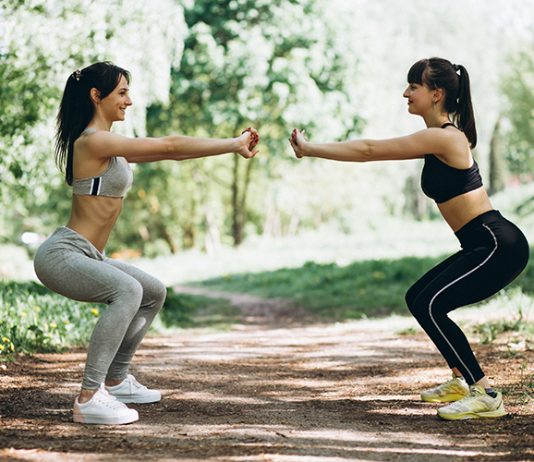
top-left (73, 411), bottom-right (139, 425)
top-left (438, 407), bottom-right (507, 420)
top-left (112, 395), bottom-right (161, 404)
top-left (421, 393), bottom-right (468, 403)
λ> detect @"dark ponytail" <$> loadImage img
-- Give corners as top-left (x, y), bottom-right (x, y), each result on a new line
top-left (407, 57), bottom-right (477, 148)
top-left (455, 64), bottom-right (477, 148)
top-left (55, 62), bottom-right (130, 185)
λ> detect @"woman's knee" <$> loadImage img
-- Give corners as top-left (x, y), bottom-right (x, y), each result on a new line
top-left (138, 278), bottom-right (167, 312)
top-left (151, 279), bottom-right (167, 308)
top-left (405, 284), bottom-right (420, 311)
top-left (406, 292), bottom-right (432, 321)
top-left (117, 278), bottom-right (144, 308)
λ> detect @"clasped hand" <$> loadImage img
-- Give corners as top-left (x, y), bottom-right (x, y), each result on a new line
top-left (237, 127), bottom-right (307, 159)
top-left (289, 128), bottom-right (306, 158)
top-left (237, 127), bottom-right (260, 159)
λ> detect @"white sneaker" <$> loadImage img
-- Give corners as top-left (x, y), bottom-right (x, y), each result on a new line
top-left (73, 385), bottom-right (139, 425)
top-left (106, 374), bottom-right (161, 404)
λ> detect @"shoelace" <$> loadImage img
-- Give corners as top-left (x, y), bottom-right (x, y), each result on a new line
top-left (430, 378), bottom-right (460, 393)
top-left (447, 388), bottom-right (486, 410)
top-left (95, 385), bottom-right (127, 409)
top-left (126, 374), bottom-right (148, 391)
top-left (95, 394), bottom-right (128, 410)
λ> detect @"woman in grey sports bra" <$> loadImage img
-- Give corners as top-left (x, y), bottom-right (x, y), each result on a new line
top-left (34, 62), bottom-right (259, 425)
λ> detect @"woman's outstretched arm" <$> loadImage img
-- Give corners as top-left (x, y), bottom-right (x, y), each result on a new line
top-left (289, 127), bottom-right (461, 162)
top-left (80, 128), bottom-right (259, 163)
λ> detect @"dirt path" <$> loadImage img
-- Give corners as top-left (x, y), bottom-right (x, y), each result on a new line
top-left (1, 288), bottom-right (533, 462)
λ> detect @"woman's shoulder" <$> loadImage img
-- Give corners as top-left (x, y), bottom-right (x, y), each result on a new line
top-left (74, 129), bottom-right (116, 160)
top-left (437, 126), bottom-right (472, 167)
top-left (75, 128), bottom-right (121, 148)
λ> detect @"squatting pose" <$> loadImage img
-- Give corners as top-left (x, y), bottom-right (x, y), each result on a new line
top-left (289, 57), bottom-right (529, 420)
top-left (34, 62), bottom-right (259, 425)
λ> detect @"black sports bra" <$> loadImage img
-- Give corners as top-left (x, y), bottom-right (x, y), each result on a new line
top-left (421, 123), bottom-right (483, 204)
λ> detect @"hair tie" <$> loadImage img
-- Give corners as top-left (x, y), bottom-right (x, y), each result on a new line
top-left (71, 69), bottom-right (82, 81)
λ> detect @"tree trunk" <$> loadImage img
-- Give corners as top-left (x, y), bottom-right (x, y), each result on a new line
top-left (488, 116), bottom-right (507, 196)
top-left (403, 172), bottom-right (429, 220)
top-left (156, 222), bottom-right (179, 254)
top-left (231, 154), bottom-right (243, 246)
top-left (230, 153), bottom-right (256, 247)
top-left (182, 197), bottom-right (197, 249)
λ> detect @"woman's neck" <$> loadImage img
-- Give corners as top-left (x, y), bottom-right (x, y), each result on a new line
top-left (423, 111), bottom-right (450, 128)
top-left (88, 113), bottom-right (113, 132)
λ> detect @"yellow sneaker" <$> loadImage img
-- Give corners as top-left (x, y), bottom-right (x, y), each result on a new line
top-left (437, 385), bottom-right (507, 420)
top-left (421, 375), bottom-right (469, 403)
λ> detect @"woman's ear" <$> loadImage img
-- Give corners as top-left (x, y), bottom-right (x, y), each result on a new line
top-left (89, 88), bottom-right (101, 105)
top-left (433, 88), bottom-right (444, 103)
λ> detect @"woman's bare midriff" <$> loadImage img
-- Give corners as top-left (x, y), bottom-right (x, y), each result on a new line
top-left (437, 187), bottom-right (494, 232)
top-left (66, 195), bottom-right (124, 252)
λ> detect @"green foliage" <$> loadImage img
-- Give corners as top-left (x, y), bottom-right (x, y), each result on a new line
top-left (488, 117), bottom-right (508, 196)
top-left (160, 287), bottom-right (238, 329)
top-left (0, 0), bottom-right (185, 245)
top-left (473, 315), bottom-right (527, 345)
top-left (139, 0), bottom-right (363, 250)
top-left (0, 280), bottom-right (103, 358)
top-left (0, 281), bottom-right (237, 358)
top-left (1, 0), bottom-right (532, 257)
top-left (502, 43), bottom-right (534, 178)
top-left (197, 249), bottom-right (534, 320)
top-left (197, 256), bottom-right (440, 319)
top-left (0, 48), bottom-right (58, 232)
top-left (471, 289), bottom-right (534, 345)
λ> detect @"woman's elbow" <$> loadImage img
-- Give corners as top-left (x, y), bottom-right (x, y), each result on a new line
top-left (359, 141), bottom-right (374, 162)
top-left (162, 136), bottom-right (176, 154)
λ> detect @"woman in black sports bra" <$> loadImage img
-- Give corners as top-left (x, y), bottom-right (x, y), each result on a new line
top-left (289, 57), bottom-right (529, 421)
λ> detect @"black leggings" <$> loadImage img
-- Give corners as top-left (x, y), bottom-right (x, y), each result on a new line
top-left (405, 210), bottom-right (529, 384)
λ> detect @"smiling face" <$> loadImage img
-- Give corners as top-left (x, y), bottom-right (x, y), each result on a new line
top-left (97, 74), bottom-right (132, 122)
top-left (403, 82), bottom-right (435, 116)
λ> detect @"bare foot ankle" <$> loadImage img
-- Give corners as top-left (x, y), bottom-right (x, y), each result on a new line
top-left (105, 379), bottom-right (123, 387)
top-left (78, 388), bottom-right (98, 404)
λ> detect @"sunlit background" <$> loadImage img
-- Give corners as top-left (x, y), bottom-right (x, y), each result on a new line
top-left (0, 0), bottom-right (532, 283)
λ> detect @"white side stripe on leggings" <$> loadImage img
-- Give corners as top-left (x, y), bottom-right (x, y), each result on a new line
top-left (428, 224), bottom-right (498, 384)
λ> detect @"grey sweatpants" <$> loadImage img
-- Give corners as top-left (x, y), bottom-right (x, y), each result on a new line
top-left (34, 227), bottom-right (166, 389)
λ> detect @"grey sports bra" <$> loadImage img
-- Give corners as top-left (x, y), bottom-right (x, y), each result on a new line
top-left (72, 129), bottom-right (133, 198)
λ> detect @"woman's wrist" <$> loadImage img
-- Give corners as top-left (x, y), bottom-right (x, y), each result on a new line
top-left (231, 136), bottom-right (242, 153)
top-left (301, 141), bottom-right (313, 158)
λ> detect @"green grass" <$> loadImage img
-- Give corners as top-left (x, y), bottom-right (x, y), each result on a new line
top-left (470, 289), bottom-right (534, 345)
top-left (2, 247), bottom-right (532, 357)
top-left (158, 287), bottom-right (238, 329)
top-left (0, 281), bottom-right (235, 359)
top-left (0, 280), bottom-right (104, 359)
top-left (196, 250), bottom-right (534, 320)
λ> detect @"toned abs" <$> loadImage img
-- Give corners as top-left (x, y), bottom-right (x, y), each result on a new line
top-left (437, 187), bottom-right (493, 232)
top-left (67, 195), bottom-right (123, 252)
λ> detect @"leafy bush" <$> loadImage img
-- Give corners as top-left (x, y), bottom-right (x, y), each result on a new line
top-left (0, 281), bottom-right (103, 359)
top-left (0, 281), bottom-right (237, 359)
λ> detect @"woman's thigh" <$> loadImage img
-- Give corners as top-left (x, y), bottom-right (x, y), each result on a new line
top-left (103, 258), bottom-right (166, 303)
top-left (37, 249), bottom-right (141, 304)
top-left (406, 251), bottom-right (464, 306)
top-left (413, 247), bottom-right (506, 314)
